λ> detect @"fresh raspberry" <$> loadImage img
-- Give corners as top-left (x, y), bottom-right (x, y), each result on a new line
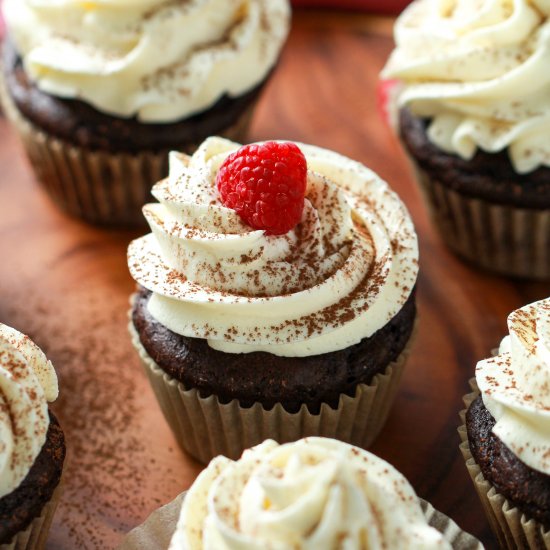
top-left (216, 141), bottom-right (307, 235)
top-left (377, 78), bottom-right (400, 129)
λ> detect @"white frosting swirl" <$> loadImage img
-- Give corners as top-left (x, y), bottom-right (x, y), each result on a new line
top-left (382, 0), bottom-right (550, 173)
top-left (476, 298), bottom-right (550, 474)
top-left (3, 0), bottom-right (290, 122)
top-left (0, 324), bottom-right (58, 498)
top-left (169, 438), bottom-right (451, 550)
top-left (127, 137), bottom-right (418, 357)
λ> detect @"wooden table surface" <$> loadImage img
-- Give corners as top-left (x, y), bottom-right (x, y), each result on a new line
top-left (0, 11), bottom-right (548, 550)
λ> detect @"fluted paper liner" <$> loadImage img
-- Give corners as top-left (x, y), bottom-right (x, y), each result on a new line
top-left (0, 73), bottom-right (254, 227)
top-left (117, 491), bottom-right (483, 550)
top-left (0, 478), bottom-right (63, 550)
top-left (406, 157), bottom-right (550, 280)
top-left (459, 381), bottom-right (550, 550)
top-left (118, 493), bottom-right (184, 550)
top-left (129, 308), bottom-right (416, 464)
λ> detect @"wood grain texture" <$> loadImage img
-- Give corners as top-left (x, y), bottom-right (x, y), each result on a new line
top-left (0, 11), bottom-right (547, 550)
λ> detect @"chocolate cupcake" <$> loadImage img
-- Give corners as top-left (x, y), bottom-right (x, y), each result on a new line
top-left (128, 136), bottom-right (419, 463)
top-left (1, 0), bottom-right (290, 226)
top-left (382, 0), bottom-right (550, 279)
top-left (164, 438), bottom-right (480, 549)
top-left (0, 323), bottom-right (65, 550)
top-left (459, 299), bottom-right (550, 549)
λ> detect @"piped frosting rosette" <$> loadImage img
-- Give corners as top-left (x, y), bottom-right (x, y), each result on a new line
top-left (3, 0), bottom-right (290, 122)
top-left (383, 0), bottom-right (550, 173)
top-left (128, 137), bottom-right (418, 357)
top-left (476, 298), bottom-right (550, 474)
top-left (0, 323), bottom-right (58, 498)
top-left (169, 438), bottom-right (451, 549)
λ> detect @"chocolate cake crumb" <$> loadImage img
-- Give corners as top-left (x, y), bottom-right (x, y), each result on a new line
top-left (399, 107), bottom-right (550, 209)
top-left (466, 395), bottom-right (550, 529)
top-left (132, 286), bottom-right (416, 414)
top-left (0, 413), bottom-right (65, 545)
top-left (3, 39), bottom-right (269, 153)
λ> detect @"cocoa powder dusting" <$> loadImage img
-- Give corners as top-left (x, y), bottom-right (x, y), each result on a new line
top-left (0, 259), bottom-right (201, 549)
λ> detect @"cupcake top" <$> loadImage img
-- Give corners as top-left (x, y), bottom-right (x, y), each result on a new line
top-left (0, 323), bottom-right (58, 498)
top-left (127, 137), bottom-right (418, 357)
top-left (382, 0), bottom-right (550, 174)
top-left (476, 298), bottom-right (550, 474)
top-left (3, 0), bottom-right (290, 122)
top-left (169, 437), bottom-right (451, 549)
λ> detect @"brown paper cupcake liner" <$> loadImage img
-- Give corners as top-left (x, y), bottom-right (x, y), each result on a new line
top-left (419, 499), bottom-right (485, 550)
top-left (408, 159), bottom-right (550, 280)
top-left (117, 491), bottom-right (483, 550)
top-left (0, 73), bottom-right (254, 227)
top-left (459, 381), bottom-right (550, 550)
top-left (0, 478), bottom-right (63, 550)
top-left (129, 306), bottom-right (416, 464)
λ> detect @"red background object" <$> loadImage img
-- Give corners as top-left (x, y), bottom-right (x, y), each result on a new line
top-left (0, 1), bottom-right (4, 40)
top-left (291, 0), bottom-right (411, 14)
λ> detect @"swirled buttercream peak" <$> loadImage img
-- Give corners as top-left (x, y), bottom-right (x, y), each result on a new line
top-left (169, 438), bottom-right (451, 549)
top-left (383, 0), bottom-right (550, 173)
top-left (0, 324), bottom-right (58, 498)
top-left (476, 298), bottom-right (550, 474)
top-left (4, 0), bottom-right (290, 122)
top-left (128, 137), bottom-right (418, 357)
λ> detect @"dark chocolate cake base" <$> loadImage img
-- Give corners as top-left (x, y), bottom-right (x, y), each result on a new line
top-left (132, 286), bottom-right (416, 414)
top-left (466, 395), bottom-right (550, 530)
top-left (399, 108), bottom-right (550, 280)
top-left (399, 108), bottom-right (550, 209)
top-left (3, 38), bottom-right (267, 153)
top-left (0, 412), bottom-right (65, 545)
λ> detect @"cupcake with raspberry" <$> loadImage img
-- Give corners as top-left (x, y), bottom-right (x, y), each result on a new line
top-left (1, 0), bottom-right (290, 226)
top-left (0, 323), bottom-right (65, 550)
top-left (382, 0), bottom-right (550, 279)
top-left (121, 438), bottom-right (482, 549)
top-left (128, 136), bottom-right (418, 463)
top-left (459, 298), bottom-right (550, 549)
